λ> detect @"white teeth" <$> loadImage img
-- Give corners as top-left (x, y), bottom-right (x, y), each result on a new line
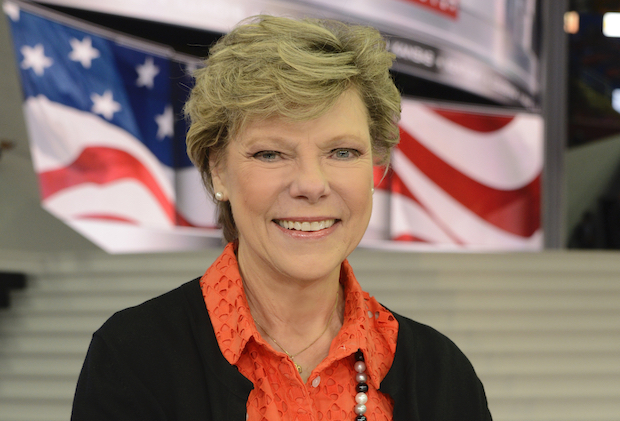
top-left (277, 219), bottom-right (335, 231)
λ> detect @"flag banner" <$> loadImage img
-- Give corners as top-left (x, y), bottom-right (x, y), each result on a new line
top-left (5, 1), bottom-right (222, 253)
top-left (364, 98), bottom-right (543, 251)
top-left (33, 0), bottom-right (539, 109)
top-left (6, 1), bottom-right (543, 253)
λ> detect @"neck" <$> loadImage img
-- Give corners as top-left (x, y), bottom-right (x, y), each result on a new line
top-left (242, 265), bottom-right (343, 338)
top-left (237, 242), bottom-right (344, 333)
top-left (237, 247), bottom-right (345, 380)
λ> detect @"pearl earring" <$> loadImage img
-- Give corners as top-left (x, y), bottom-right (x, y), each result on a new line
top-left (371, 187), bottom-right (375, 194)
top-left (215, 192), bottom-right (223, 201)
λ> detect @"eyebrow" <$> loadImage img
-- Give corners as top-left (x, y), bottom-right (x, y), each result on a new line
top-left (241, 133), bottom-right (370, 148)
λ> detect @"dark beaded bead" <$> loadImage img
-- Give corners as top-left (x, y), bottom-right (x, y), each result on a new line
top-left (356, 382), bottom-right (369, 393)
top-left (354, 349), bottom-right (367, 420)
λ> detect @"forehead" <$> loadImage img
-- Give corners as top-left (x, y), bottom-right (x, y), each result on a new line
top-left (234, 89), bottom-right (371, 145)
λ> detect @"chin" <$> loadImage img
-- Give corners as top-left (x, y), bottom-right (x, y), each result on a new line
top-left (282, 247), bottom-right (354, 281)
top-left (276, 250), bottom-right (345, 282)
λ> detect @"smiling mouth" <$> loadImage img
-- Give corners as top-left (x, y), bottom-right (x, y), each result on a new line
top-left (275, 219), bottom-right (336, 232)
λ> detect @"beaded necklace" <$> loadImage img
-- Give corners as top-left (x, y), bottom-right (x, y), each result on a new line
top-left (251, 292), bottom-right (370, 420)
top-left (353, 349), bottom-right (369, 421)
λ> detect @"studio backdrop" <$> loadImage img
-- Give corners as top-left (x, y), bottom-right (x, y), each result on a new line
top-left (4, 0), bottom-right (543, 253)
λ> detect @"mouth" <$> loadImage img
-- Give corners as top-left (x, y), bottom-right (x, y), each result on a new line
top-left (274, 219), bottom-right (336, 232)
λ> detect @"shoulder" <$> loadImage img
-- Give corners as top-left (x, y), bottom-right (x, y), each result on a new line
top-left (392, 311), bottom-right (469, 363)
top-left (382, 309), bottom-right (492, 421)
top-left (387, 309), bottom-right (480, 380)
top-left (94, 278), bottom-right (204, 351)
top-left (73, 276), bottom-right (253, 420)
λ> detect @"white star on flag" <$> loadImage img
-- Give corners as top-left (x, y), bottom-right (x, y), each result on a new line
top-left (20, 44), bottom-right (53, 76)
top-left (69, 37), bottom-right (100, 68)
top-left (3, 1), bottom-right (20, 21)
top-left (155, 105), bottom-right (174, 140)
top-left (91, 90), bottom-right (121, 120)
top-left (136, 57), bottom-right (160, 89)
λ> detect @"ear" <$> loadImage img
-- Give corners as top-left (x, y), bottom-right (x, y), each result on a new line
top-left (210, 155), bottom-right (228, 201)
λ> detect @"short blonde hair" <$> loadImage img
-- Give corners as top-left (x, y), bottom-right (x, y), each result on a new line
top-left (185, 15), bottom-right (401, 242)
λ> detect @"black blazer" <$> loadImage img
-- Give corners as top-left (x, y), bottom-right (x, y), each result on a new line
top-left (72, 279), bottom-right (492, 421)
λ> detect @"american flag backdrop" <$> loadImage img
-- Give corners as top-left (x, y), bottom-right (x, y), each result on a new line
top-left (5, 1), bottom-right (543, 253)
top-left (365, 99), bottom-right (543, 251)
top-left (5, 1), bottom-right (222, 252)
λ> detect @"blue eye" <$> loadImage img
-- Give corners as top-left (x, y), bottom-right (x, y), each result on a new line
top-left (254, 151), bottom-right (280, 161)
top-left (332, 149), bottom-right (359, 159)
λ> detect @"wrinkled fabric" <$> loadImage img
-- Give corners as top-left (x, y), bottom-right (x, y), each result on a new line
top-left (201, 243), bottom-right (399, 421)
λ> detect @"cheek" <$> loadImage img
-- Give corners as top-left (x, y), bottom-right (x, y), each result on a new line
top-left (230, 168), bottom-right (282, 214)
top-left (338, 167), bottom-right (374, 216)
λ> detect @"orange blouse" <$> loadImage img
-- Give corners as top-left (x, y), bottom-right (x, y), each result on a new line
top-left (200, 243), bottom-right (399, 421)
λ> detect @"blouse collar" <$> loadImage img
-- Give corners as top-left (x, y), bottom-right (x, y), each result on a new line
top-left (201, 242), bottom-right (398, 389)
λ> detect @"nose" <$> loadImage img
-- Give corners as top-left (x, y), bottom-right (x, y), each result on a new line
top-left (289, 157), bottom-right (330, 203)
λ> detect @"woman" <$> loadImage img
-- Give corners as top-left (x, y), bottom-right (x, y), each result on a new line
top-left (72, 15), bottom-right (492, 421)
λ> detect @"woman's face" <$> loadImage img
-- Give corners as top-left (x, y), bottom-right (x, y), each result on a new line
top-left (211, 89), bottom-right (374, 284)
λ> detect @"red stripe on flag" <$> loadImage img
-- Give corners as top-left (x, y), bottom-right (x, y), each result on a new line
top-left (373, 166), bottom-right (391, 191)
top-left (391, 171), bottom-right (464, 244)
top-left (399, 0), bottom-right (459, 19)
top-left (75, 214), bottom-right (138, 224)
top-left (398, 128), bottom-right (540, 237)
top-left (428, 107), bottom-right (515, 132)
top-left (38, 147), bottom-right (177, 224)
top-left (391, 170), bottom-right (421, 205)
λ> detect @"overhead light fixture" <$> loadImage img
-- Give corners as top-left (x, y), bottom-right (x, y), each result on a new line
top-left (613, 89), bottom-right (620, 114)
top-left (603, 12), bottom-right (620, 37)
top-left (564, 11), bottom-right (579, 34)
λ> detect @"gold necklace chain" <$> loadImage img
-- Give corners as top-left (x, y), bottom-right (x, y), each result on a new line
top-left (252, 290), bottom-right (339, 374)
